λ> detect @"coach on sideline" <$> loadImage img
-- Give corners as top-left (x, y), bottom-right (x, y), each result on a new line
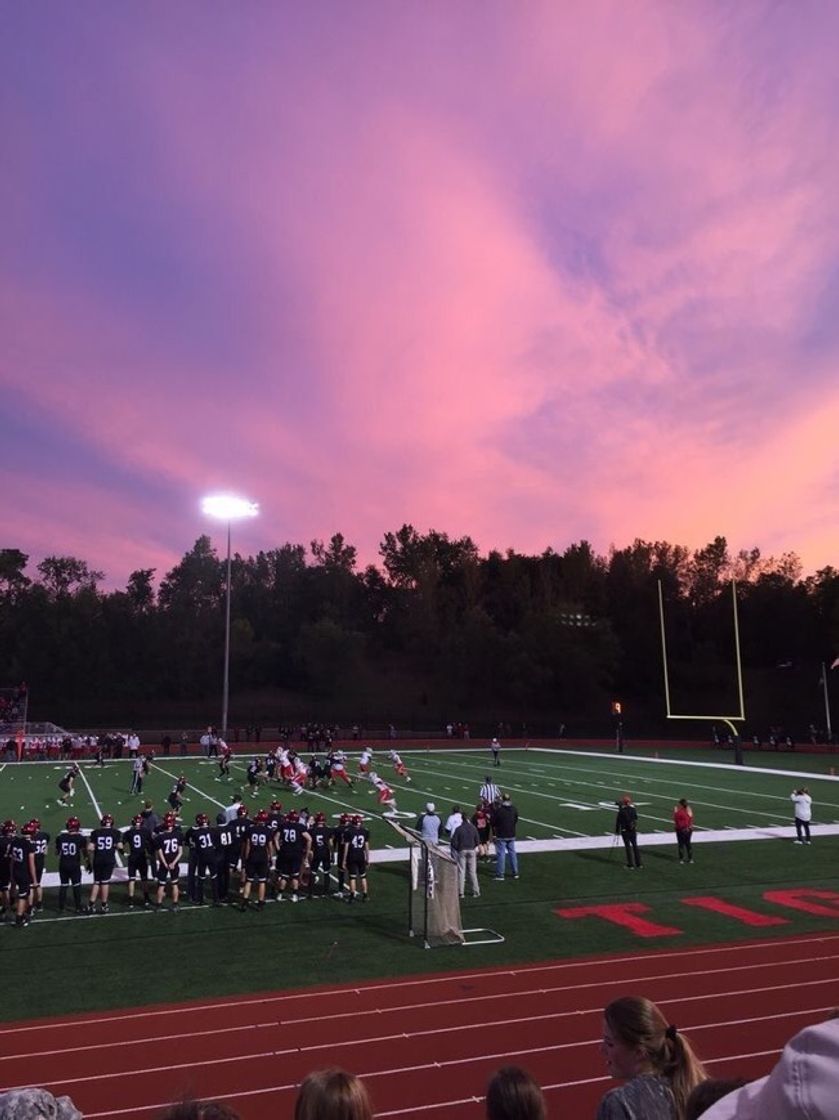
top-left (492, 793), bottom-right (519, 880)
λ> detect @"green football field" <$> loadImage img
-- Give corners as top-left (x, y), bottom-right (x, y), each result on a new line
top-left (2, 745), bottom-right (838, 1024)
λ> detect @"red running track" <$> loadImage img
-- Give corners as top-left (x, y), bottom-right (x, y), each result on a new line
top-left (3, 931), bottom-right (839, 1119)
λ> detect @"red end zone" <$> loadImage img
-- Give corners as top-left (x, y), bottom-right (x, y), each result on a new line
top-left (3, 932), bottom-right (839, 1119)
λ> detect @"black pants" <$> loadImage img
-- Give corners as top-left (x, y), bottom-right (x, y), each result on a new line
top-left (795, 818), bottom-right (811, 842)
top-left (621, 829), bottom-right (641, 867)
top-left (676, 828), bottom-right (693, 861)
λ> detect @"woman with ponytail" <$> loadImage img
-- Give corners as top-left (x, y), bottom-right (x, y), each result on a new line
top-left (597, 996), bottom-right (707, 1120)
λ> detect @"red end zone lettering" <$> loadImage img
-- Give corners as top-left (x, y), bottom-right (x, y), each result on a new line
top-left (681, 896), bottom-right (788, 927)
top-left (763, 889), bottom-right (839, 917)
top-left (554, 902), bottom-right (682, 938)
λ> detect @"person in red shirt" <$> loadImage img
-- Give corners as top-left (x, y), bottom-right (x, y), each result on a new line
top-left (673, 798), bottom-right (694, 864)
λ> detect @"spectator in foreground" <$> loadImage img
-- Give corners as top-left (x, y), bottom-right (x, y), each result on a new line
top-left (160, 1103), bottom-right (240, 1120)
top-left (598, 995), bottom-right (706, 1120)
top-left (684, 1079), bottom-right (746, 1119)
top-left (486, 1066), bottom-right (546, 1120)
top-left (699, 1016), bottom-right (839, 1119)
top-left (0, 1089), bottom-right (82, 1120)
top-left (294, 1069), bottom-right (373, 1120)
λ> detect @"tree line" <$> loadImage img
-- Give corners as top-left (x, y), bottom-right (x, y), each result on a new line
top-left (1, 530), bottom-right (837, 735)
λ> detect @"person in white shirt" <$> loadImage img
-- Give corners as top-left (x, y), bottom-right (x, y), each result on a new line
top-left (791, 788), bottom-right (813, 844)
top-left (444, 805), bottom-right (464, 836)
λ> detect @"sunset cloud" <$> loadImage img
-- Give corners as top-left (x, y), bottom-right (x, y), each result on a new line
top-left (2, 2), bottom-right (837, 587)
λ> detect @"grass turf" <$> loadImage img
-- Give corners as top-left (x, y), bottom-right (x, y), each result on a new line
top-left (2, 746), bottom-right (838, 1023)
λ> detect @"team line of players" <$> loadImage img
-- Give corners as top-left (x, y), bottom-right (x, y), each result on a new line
top-left (0, 801), bottom-right (373, 927)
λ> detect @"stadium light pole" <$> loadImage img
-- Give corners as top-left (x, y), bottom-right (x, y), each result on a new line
top-left (201, 494), bottom-right (259, 738)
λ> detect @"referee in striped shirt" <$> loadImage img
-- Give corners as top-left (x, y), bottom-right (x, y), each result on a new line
top-left (480, 777), bottom-right (501, 804)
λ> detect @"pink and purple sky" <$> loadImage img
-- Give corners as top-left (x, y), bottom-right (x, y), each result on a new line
top-left (2, 2), bottom-right (838, 588)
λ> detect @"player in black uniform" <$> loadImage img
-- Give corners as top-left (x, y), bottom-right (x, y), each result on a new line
top-left (123, 814), bottom-right (152, 907)
top-left (331, 813), bottom-right (352, 898)
top-left (342, 814), bottom-right (371, 903)
top-left (27, 818), bottom-right (50, 912)
top-left (87, 812), bottom-right (123, 914)
top-left (0, 819), bottom-right (16, 923)
top-left (55, 816), bottom-right (87, 913)
top-left (240, 808), bottom-right (274, 910)
top-left (246, 757), bottom-right (264, 796)
top-left (275, 808), bottom-right (311, 903)
top-left (166, 775), bottom-right (188, 817)
top-left (57, 763), bottom-right (80, 807)
top-left (214, 812), bottom-right (236, 902)
top-left (229, 803), bottom-right (249, 901)
top-left (185, 812), bottom-right (220, 905)
top-left (307, 811), bottom-right (333, 897)
top-left (153, 811), bottom-right (183, 910)
top-left (11, 822), bottom-right (38, 926)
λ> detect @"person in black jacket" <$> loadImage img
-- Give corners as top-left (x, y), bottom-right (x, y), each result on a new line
top-left (615, 795), bottom-right (642, 869)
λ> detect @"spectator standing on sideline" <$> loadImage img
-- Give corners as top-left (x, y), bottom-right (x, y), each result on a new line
top-left (485, 1067), bottom-right (546, 1120)
top-left (161, 734), bottom-right (172, 756)
top-left (450, 815), bottom-right (481, 898)
top-left (791, 787), bottom-right (813, 844)
top-left (490, 737), bottom-right (501, 766)
top-left (480, 776), bottom-right (501, 805)
top-left (616, 795), bottom-right (642, 869)
top-left (492, 793), bottom-right (519, 880)
top-left (444, 804), bottom-right (464, 836)
top-left (294, 1069), bottom-right (373, 1120)
top-left (598, 995), bottom-right (706, 1120)
top-left (179, 732), bottom-right (189, 755)
top-left (416, 803), bottom-right (441, 844)
top-left (673, 798), bottom-right (694, 864)
top-left (412, 803), bottom-right (441, 889)
top-left (472, 801), bottom-right (492, 860)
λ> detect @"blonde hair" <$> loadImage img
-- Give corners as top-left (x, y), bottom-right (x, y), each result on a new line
top-left (604, 996), bottom-right (706, 1119)
top-left (294, 1069), bottom-right (373, 1120)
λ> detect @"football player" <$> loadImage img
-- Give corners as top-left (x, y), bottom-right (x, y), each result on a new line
top-left (275, 808), bottom-right (311, 902)
top-left (153, 811), bottom-right (183, 910)
top-left (87, 812), bottom-right (123, 914)
top-left (123, 814), bottom-right (152, 907)
top-left (11, 821), bottom-right (37, 926)
top-left (57, 763), bottom-right (80, 806)
top-left (240, 808), bottom-right (274, 910)
top-left (185, 812), bottom-right (220, 905)
top-left (342, 814), bottom-right (371, 903)
top-left (27, 818), bottom-right (50, 912)
top-left (54, 816), bottom-right (86, 913)
top-left (307, 811), bottom-right (333, 897)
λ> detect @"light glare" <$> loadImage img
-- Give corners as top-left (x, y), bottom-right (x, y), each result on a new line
top-left (201, 494), bottom-right (259, 521)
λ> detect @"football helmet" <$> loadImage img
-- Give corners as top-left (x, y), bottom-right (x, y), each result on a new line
top-left (255, 809), bottom-right (269, 823)
top-left (270, 800), bottom-right (283, 812)
top-left (1, 819), bottom-right (16, 835)
top-left (352, 814), bottom-right (362, 826)
top-left (21, 820), bottom-right (37, 836)
top-left (100, 813), bottom-right (114, 827)
top-left (314, 812), bottom-right (326, 824)
top-left (66, 817), bottom-right (81, 832)
top-left (286, 808), bottom-right (299, 823)
top-left (131, 815), bottom-right (143, 827)
top-left (163, 812), bottom-right (177, 829)
top-left (236, 804), bottom-right (249, 818)
top-left (28, 817), bottom-right (41, 831)
top-left (195, 812), bottom-right (209, 826)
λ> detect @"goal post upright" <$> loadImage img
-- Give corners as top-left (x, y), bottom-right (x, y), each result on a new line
top-left (657, 579), bottom-right (746, 743)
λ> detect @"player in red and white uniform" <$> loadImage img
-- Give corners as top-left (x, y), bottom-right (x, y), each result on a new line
top-left (329, 750), bottom-right (353, 787)
top-left (368, 771), bottom-right (397, 811)
top-left (278, 747), bottom-right (294, 784)
top-left (388, 749), bottom-right (411, 781)
top-left (358, 747), bottom-right (374, 777)
top-left (290, 756), bottom-right (308, 796)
